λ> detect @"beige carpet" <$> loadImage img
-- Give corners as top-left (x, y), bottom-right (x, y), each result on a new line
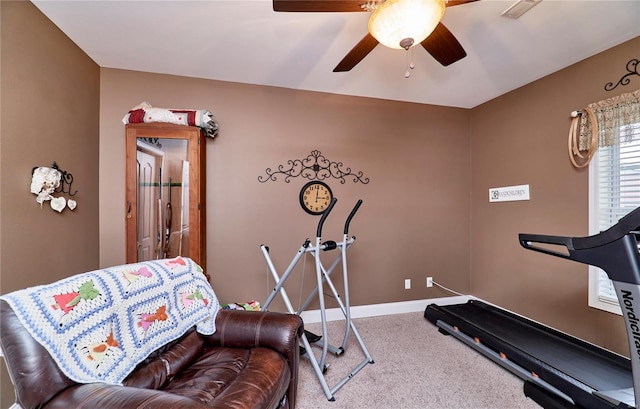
top-left (295, 311), bottom-right (540, 409)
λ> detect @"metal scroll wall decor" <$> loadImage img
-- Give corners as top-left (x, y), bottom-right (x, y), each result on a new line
top-left (604, 58), bottom-right (639, 91)
top-left (258, 149), bottom-right (369, 184)
top-left (30, 161), bottom-right (78, 213)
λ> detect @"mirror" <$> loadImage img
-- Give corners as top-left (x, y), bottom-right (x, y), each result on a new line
top-left (125, 123), bottom-right (206, 273)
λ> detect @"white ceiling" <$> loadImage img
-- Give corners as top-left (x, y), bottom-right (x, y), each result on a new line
top-left (32, 0), bottom-right (640, 108)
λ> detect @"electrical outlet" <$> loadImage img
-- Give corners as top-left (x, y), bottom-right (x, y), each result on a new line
top-left (427, 277), bottom-right (433, 287)
top-left (404, 279), bottom-right (411, 290)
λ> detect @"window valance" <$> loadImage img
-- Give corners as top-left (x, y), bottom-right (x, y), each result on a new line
top-left (569, 89), bottom-right (640, 168)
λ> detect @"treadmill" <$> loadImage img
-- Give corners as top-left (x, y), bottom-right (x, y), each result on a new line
top-left (425, 206), bottom-right (640, 409)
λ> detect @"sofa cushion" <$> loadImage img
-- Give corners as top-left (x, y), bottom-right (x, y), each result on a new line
top-left (124, 329), bottom-right (205, 390)
top-left (163, 346), bottom-right (290, 409)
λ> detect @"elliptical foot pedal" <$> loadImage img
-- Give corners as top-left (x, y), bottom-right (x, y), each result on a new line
top-left (304, 330), bottom-right (322, 343)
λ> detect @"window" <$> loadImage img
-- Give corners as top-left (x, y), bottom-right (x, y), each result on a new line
top-left (572, 90), bottom-right (639, 313)
top-left (588, 122), bottom-right (640, 314)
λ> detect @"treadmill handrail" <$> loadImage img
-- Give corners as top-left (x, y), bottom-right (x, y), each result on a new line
top-left (518, 234), bottom-right (574, 260)
top-left (573, 206), bottom-right (640, 250)
top-left (519, 206), bottom-right (640, 253)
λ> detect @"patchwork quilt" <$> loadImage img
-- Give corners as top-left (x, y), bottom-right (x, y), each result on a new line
top-left (0, 257), bottom-right (219, 385)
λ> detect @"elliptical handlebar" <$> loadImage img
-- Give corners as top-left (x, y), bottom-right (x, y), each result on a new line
top-left (344, 199), bottom-right (363, 235)
top-left (317, 198), bottom-right (337, 238)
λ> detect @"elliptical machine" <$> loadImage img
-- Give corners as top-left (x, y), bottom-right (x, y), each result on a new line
top-left (260, 198), bottom-right (374, 401)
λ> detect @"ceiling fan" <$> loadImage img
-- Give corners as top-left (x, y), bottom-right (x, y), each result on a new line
top-left (273, 0), bottom-right (479, 72)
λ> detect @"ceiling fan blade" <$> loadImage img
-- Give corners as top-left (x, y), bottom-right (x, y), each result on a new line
top-left (420, 22), bottom-right (466, 66)
top-left (445, 0), bottom-right (480, 7)
top-left (333, 33), bottom-right (379, 72)
top-left (273, 0), bottom-right (367, 12)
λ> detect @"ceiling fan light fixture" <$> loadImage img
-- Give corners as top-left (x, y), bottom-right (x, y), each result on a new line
top-left (368, 0), bottom-right (446, 50)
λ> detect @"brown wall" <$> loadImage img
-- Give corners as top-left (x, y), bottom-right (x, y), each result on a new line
top-left (2, 1), bottom-right (639, 405)
top-left (469, 36), bottom-right (640, 356)
top-left (99, 70), bottom-right (472, 310)
top-left (0, 2), bottom-right (100, 406)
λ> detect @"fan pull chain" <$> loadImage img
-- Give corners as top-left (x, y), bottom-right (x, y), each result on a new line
top-left (404, 48), bottom-right (416, 78)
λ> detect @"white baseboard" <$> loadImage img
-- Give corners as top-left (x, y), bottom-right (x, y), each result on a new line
top-left (300, 295), bottom-right (472, 324)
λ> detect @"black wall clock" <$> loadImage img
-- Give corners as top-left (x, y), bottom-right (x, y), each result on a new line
top-left (299, 181), bottom-right (333, 215)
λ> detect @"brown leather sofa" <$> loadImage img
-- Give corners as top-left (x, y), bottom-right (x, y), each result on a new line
top-left (0, 300), bottom-right (303, 409)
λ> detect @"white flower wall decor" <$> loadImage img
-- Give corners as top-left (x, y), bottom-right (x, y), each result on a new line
top-left (30, 162), bottom-right (78, 213)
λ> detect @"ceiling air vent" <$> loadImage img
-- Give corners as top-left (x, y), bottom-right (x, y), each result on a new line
top-left (501, 0), bottom-right (542, 19)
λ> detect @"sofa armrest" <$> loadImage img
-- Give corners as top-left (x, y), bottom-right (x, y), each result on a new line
top-left (204, 309), bottom-right (303, 407)
top-left (44, 383), bottom-right (209, 409)
top-left (207, 309), bottom-right (303, 354)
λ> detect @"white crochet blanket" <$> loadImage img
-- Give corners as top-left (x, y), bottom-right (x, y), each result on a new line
top-left (0, 257), bottom-right (219, 385)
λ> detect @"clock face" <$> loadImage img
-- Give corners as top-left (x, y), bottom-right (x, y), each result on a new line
top-left (300, 181), bottom-right (333, 215)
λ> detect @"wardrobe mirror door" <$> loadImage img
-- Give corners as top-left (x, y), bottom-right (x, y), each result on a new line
top-left (134, 138), bottom-right (189, 261)
top-left (125, 124), bottom-right (205, 270)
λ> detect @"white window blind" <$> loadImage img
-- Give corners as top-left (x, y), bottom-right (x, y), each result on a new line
top-left (590, 123), bottom-right (640, 310)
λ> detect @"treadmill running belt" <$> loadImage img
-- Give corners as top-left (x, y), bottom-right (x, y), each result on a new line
top-left (426, 301), bottom-right (633, 393)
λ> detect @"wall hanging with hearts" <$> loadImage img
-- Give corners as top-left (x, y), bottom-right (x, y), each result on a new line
top-left (31, 162), bottom-right (78, 213)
